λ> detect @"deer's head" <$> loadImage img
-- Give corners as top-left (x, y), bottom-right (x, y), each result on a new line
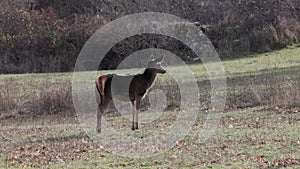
top-left (147, 55), bottom-right (166, 74)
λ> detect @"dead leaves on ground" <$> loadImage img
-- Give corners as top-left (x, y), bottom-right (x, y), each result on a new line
top-left (265, 106), bottom-right (300, 114)
top-left (0, 126), bottom-right (104, 168)
top-left (256, 155), bottom-right (300, 168)
top-left (6, 139), bottom-right (103, 168)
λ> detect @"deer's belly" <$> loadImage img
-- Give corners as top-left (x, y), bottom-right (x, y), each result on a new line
top-left (112, 93), bottom-right (131, 102)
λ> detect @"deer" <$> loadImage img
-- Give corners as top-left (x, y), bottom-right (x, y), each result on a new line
top-left (95, 56), bottom-right (166, 133)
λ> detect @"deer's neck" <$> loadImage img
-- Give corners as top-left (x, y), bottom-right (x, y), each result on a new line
top-left (142, 68), bottom-right (157, 88)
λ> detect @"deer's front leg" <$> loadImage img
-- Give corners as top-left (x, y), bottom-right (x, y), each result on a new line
top-left (135, 98), bottom-right (141, 130)
top-left (131, 100), bottom-right (136, 130)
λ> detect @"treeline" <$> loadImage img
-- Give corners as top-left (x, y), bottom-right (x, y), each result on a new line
top-left (0, 0), bottom-right (299, 73)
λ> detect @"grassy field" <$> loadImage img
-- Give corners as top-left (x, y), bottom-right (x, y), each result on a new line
top-left (0, 45), bottom-right (300, 168)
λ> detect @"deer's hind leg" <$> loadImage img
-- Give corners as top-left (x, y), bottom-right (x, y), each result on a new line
top-left (96, 75), bottom-right (111, 133)
top-left (97, 96), bottom-right (110, 133)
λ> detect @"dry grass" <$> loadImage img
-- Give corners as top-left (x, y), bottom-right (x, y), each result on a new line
top-left (0, 78), bottom-right (73, 120)
top-left (225, 69), bottom-right (300, 110)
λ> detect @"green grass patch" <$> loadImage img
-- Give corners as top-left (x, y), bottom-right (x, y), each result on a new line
top-left (1, 45), bottom-right (299, 84)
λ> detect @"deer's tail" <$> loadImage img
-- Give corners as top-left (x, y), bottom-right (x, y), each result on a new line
top-left (95, 81), bottom-right (101, 96)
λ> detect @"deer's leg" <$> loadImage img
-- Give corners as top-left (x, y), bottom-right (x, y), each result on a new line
top-left (96, 94), bottom-right (103, 133)
top-left (135, 98), bottom-right (141, 130)
top-left (96, 107), bottom-right (102, 133)
top-left (131, 100), bottom-right (136, 130)
top-left (97, 97), bottom-right (110, 133)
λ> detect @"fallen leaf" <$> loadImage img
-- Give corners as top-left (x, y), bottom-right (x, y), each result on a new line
top-left (256, 156), bottom-right (262, 162)
top-left (171, 155), bottom-right (177, 159)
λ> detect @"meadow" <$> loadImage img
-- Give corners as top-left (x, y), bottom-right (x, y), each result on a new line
top-left (0, 45), bottom-right (299, 168)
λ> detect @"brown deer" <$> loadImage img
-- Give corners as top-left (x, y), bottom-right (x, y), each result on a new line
top-left (95, 56), bottom-right (166, 133)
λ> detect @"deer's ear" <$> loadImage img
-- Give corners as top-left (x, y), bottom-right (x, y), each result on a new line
top-left (149, 55), bottom-right (155, 61)
top-left (155, 55), bottom-right (164, 63)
